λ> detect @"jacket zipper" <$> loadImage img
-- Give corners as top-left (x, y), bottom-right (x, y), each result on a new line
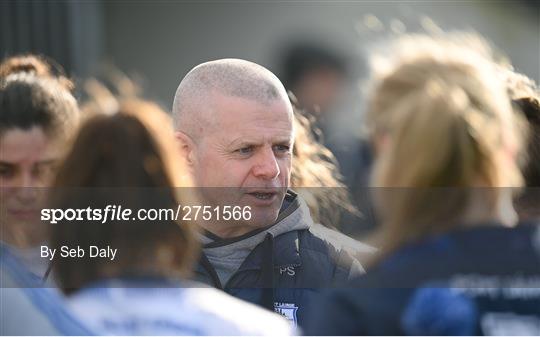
top-left (199, 253), bottom-right (224, 289)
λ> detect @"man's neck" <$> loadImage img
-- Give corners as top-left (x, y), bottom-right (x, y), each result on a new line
top-left (198, 221), bottom-right (255, 240)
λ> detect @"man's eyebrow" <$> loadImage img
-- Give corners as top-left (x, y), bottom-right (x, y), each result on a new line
top-left (228, 136), bottom-right (293, 147)
top-left (0, 161), bottom-right (14, 166)
top-left (227, 138), bottom-right (261, 148)
top-left (273, 138), bottom-right (293, 145)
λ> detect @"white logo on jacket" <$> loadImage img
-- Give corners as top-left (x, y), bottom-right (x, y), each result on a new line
top-left (279, 266), bottom-right (295, 276)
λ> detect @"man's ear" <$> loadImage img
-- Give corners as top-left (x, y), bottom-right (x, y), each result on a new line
top-left (175, 131), bottom-right (197, 167)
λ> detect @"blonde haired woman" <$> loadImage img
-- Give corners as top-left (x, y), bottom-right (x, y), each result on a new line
top-left (304, 33), bottom-right (540, 336)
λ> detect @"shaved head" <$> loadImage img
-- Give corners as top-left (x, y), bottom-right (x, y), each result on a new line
top-left (171, 59), bottom-right (295, 237)
top-left (172, 59), bottom-right (292, 141)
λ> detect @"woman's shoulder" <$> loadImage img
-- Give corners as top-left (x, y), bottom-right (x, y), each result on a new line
top-left (67, 280), bottom-right (293, 335)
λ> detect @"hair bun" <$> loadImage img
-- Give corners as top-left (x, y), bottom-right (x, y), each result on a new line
top-left (0, 55), bottom-right (52, 78)
top-left (0, 54), bottom-right (74, 91)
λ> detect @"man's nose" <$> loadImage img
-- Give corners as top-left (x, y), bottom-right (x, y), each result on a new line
top-left (252, 147), bottom-right (280, 179)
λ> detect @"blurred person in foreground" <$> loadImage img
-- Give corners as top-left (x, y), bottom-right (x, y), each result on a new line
top-left (49, 96), bottom-right (293, 335)
top-left (0, 55), bottom-right (79, 283)
top-left (172, 58), bottom-right (370, 328)
top-left (0, 54), bottom-right (92, 335)
top-left (1, 242), bottom-right (92, 335)
top-left (0, 55), bottom-right (79, 281)
top-left (303, 33), bottom-right (540, 335)
top-left (501, 68), bottom-right (540, 222)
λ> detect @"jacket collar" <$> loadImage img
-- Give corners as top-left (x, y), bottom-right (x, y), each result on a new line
top-left (202, 190), bottom-right (302, 249)
top-left (198, 189), bottom-right (308, 273)
top-left (236, 229), bottom-right (302, 272)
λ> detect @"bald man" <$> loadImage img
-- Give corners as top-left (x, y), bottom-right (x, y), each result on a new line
top-left (173, 59), bottom-right (366, 328)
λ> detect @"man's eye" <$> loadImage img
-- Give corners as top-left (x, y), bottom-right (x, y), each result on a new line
top-left (273, 145), bottom-right (291, 153)
top-left (236, 146), bottom-right (253, 155)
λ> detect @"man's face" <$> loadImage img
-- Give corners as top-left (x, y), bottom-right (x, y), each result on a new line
top-left (0, 127), bottom-right (61, 247)
top-left (191, 93), bottom-right (294, 235)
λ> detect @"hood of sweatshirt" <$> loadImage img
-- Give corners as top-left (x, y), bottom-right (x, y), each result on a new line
top-left (200, 190), bottom-right (312, 286)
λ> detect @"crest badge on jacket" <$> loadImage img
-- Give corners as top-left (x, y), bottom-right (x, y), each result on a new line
top-left (274, 302), bottom-right (299, 326)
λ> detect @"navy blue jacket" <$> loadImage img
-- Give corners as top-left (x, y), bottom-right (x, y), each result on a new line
top-left (193, 191), bottom-right (369, 328)
top-left (303, 223), bottom-right (540, 335)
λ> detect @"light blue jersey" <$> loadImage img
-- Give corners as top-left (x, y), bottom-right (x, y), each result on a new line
top-left (0, 244), bottom-right (93, 335)
top-left (66, 278), bottom-right (294, 335)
